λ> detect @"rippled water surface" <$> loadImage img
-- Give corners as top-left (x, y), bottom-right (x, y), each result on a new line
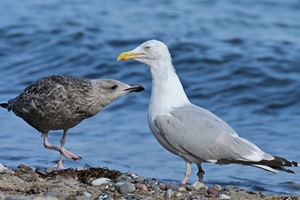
top-left (0, 0), bottom-right (300, 194)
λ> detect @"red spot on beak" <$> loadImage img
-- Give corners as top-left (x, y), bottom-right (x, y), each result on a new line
top-left (121, 58), bottom-right (126, 61)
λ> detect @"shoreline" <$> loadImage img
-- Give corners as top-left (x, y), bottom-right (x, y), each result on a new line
top-left (0, 163), bottom-right (299, 200)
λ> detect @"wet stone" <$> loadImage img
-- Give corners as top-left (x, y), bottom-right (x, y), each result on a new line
top-left (134, 176), bottom-right (145, 182)
top-left (220, 193), bottom-right (231, 199)
top-left (5, 195), bottom-right (30, 200)
top-left (116, 174), bottom-right (132, 182)
top-left (186, 184), bottom-right (195, 191)
top-left (45, 167), bottom-right (54, 174)
top-left (207, 187), bottom-right (220, 197)
top-left (213, 184), bottom-right (222, 191)
top-left (35, 168), bottom-right (47, 176)
top-left (80, 177), bottom-right (91, 185)
top-left (91, 178), bottom-right (111, 186)
top-left (137, 184), bottom-right (149, 192)
top-left (165, 189), bottom-right (174, 198)
top-left (159, 183), bottom-right (167, 190)
top-left (166, 183), bottom-right (179, 191)
top-left (190, 195), bottom-right (202, 200)
top-left (123, 196), bottom-right (134, 200)
top-left (83, 191), bottom-right (92, 198)
top-left (98, 194), bottom-right (112, 200)
top-left (0, 163), bottom-right (11, 174)
top-left (178, 186), bottom-right (186, 192)
top-left (148, 178), bottom-right (157, 185)
top-left (119, 182), bottom-right (136, 194)
top-left (115, 181), bottom-right (125, 189)
top-left (192, 181), bottom-right (205, 190)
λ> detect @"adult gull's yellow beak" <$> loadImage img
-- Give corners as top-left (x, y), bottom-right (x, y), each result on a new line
top-left (117, 51), bottom-right (137, 61)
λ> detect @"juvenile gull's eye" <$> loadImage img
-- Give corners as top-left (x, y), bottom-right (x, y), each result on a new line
top-left (111, 85), bottom-right (118, 90)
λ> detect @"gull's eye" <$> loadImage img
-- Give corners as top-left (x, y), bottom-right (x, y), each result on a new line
top-left (144, 46), bottom-right (151, 51)
top-left (111, 85), bottom-right (118, 90)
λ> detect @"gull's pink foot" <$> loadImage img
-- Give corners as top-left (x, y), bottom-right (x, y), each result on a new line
top-left (52, 163), bottom-right (66, 171)
top-left (61, 147), bottom-right (81, 160)
top-left (51, 156), bottom-right (66, 171)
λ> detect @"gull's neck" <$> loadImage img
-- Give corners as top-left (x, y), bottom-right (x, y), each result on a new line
top-left (148, 58), bottom-right (190, 117)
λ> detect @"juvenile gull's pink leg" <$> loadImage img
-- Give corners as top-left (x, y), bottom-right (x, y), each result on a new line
top-left (42, 131), bottom-right (81, 170)
top-left (59, 130), bottom-right (81, 160)
top-left (51, 154), bottom-right (66, 170)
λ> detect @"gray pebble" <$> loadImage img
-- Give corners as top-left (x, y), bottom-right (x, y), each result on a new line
top-left (115, 181), bottom-right (125, 189)
top-left (165, 189), bottom-right (174, 198)
top-left (117, 174), bottom-right (132, 182)
top-left (81, 177), bottom-right (91, 185)
top-left (45, 167), bottom-right (54, 174)
top-left (134, 176), bottom-right (145, 182)
top-left (5, 195), bottom-right (30, 200)
top-left (110, 186), bottom-right (116, 192)
top-left (44, 191), bottom-right (64, 197)
top-left (119, 182), bottom-right (136, 194)
top-left (178, 186), bottom-right (186, 192)
top-left (148, 178), bottom-right (157, 185)
top-left (151, 185), bottom-right (161, 192)
top-left (91, 178), bottom-right (111, 186)
top-left (0, 193), bottom-right (5, 200)
top-left (224, 185), bottom-right (235, 191)
top-left (260, 193), bottom-right (267, 198)
top-left (190, 195), bottom-right (202, 200)
top-left (98, 194), bottom-right (112, 200)
top-left (166, 183), bottom-right (179, 191)
top-left (207, 188), bottom-right (219, 197)
top-left (220, 193), bottom-right (231, 199)
top-left (35, 168), bottom-right (47, 176)
top-left (29, 166), bottom-right (36, 172)
top-left (192, 181), bottom-right (205, 190)
top-left (83, 191), bottom-right (92, 198)
top-left (186, 184), bottom-right (194, 191)
top-left (0, 163), bottom-right (8, 173)
top-left (123, 196), bottom-right (134, 200)
top-left (140, 197), bottom-right (154, 200)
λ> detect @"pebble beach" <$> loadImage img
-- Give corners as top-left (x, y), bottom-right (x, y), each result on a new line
top-left (0, 163), bottom-right (299, 200)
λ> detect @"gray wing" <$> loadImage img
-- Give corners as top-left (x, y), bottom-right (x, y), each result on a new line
top-left (154, 104), bottom-right (270, 163)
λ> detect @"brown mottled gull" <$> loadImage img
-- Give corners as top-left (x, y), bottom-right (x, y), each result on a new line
top-left (117, 39), bottom-right (299, 184)
top-left (0, 75), bottom-right (144, 170)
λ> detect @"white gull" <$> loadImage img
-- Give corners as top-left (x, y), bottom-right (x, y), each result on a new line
top-left (118, 39), bottom-right (299, 184)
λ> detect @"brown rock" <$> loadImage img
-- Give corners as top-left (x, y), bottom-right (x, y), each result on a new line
top-left (206, 187), bottom-right (220, 197)
top-left (137, 184), bottom-right (149, 192)
top-left (159, 183), bottom-right (167, 190)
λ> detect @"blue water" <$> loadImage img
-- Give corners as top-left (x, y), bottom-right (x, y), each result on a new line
top-left (0, 0), bottom-right (300, 194)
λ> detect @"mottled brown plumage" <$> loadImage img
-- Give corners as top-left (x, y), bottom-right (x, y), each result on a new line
top-left (0, 75), bottom-right (144, 169)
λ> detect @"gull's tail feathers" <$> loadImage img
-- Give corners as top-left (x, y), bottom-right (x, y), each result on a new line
top-left (218, 155), bottom-right (298, 174)
top-left (0, 99), bottom-right (14, 111)
top-left (251, 155), bottom-right (298, 174)
top-left (0, 103), bottom-right (9, 109)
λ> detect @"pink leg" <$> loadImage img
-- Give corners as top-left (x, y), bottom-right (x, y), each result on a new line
top-left (181, 161), bottom-right (192, 185)
top-left (42, 131), bottom-right (81, 170)
top-left (51, 154), bottom-right (66, 170)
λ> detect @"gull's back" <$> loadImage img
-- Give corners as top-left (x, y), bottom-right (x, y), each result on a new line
top-left (9, 75), bottom-right (95, 133)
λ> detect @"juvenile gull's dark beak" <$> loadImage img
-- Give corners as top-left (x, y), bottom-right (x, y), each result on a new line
top-left (124, 84), bottom-right (145, 92)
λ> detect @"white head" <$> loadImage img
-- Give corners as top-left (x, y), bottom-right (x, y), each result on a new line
top-left (117, 40), bottom-right (172, 67)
